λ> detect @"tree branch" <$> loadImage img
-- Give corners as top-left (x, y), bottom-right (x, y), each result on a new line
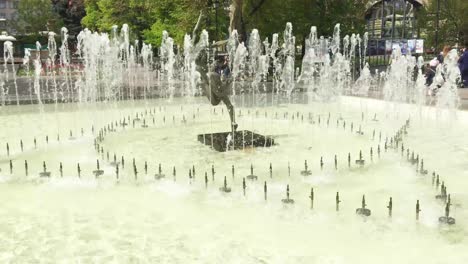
top-left (192, 10), bottom-right (204, 43)
top-left (249, 0), bottom-right (267, 16)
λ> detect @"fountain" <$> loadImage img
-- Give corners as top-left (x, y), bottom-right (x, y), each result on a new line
top-left (39, 161), bottom-right (51, 177)
top-left (0, 21), bottom-right (466, 262)
top-left (387, 197), bottom-right (393, 217)
top-left (309, 187), bottom-right (314, 209)
top-left (439, 195), bottom-right (456, 225)
top-left (219, 176), bottom-right (231, 193)
top-left (336, 192), bottom-right (341, 211)
top-left (281, 184), bottom-right (295, 204)
top-left (92, 160), bottom-right (104, 177)
top-left (154, 164), bottom-right (165, 180)
top-left (246, 164), bottom-right (258, 180)
top-left (355, 150), bottom-right (365, 166)
top-left (356, 195), bottom-right (371, 216)
top-left (300, 160), bottom-right (312, 176)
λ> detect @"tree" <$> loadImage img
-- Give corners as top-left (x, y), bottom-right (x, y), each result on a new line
top-left (82, 0), bottom-right (146, 35)
top-left (15, 0), bottom-right (63, 36)
top-left (81, 0), bottom-right (371, 47)
top-left (241, 0), bottom-right (369, 44)
top-left (142, 0), bottom-right (207, 45)
top-left (229, 0), bottom-right (245, 41)
top-left (52, 0), bottom-right (86, 38)
top-left (81, 0), bottom-right (222, 45)
top-left (420, 0), bottom-right (468, 49)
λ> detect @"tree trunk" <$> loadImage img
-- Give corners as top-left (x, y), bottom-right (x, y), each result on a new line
top-left (229, 0), bottom-right (245, 42)
top-left (192, 10), bottom-right (204, 43)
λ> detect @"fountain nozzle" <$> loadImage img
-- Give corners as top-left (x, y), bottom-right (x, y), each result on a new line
top-left (281, 184), bottom-right (295, 204)
top-left (356, 195), bottom-right (371, 216)
top-left (219, 176), bottom-right (232, 193)
top-left (387, 197), bottom-right (392, 218)
top-left (301, 160), bottom-right (312, 176)
top-left (336, 192), bottom-right (341, 211)
top-left (40, 161), bottom-right (51, 177)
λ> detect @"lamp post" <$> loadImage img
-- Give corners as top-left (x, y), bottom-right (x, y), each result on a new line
top-left (213, 0), bottom-right (219, 41)
top-left (435, 0), bottom-right (440, 50)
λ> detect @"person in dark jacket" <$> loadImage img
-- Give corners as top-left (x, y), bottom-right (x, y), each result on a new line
top-left (458, 44), bottom-right (468, 88)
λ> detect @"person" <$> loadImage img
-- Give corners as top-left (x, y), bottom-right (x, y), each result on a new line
top-left (442, 45), bottom-right (451, 58)
top-left (458, 44), bottom-right (468, 88)
top-left (436, 51), bottom-right (444, 64)
top-left (425, 58), bottom-right (438, 86)
top-left (437, 45), bottom-right (451, 64)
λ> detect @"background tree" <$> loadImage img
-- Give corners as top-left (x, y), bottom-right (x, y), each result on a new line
top-left (81, 0), bottom-right (228, 46)
top-left (242, 0), bottom-right (369, 45)
top-left (142, 0), bottom-right (210, 45)
top-left (229, 0), bottom-right (245, 41)
top-left (15, 0), bottom-right (63, 36)
top-left (52, 0), bottom-right (86, 38)
top-left (81, 0), bottom-right (371, 47)
top-left (419, 0), bottom-right (468, 49)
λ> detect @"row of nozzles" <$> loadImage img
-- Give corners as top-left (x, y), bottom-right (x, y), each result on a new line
top-left (3, 117), bottom-right (454, 224)
top-left (3, 107), bottom-right (381, 156)
top-left (384, 119), bottom-right (455, 225)
top-left (6, 158), bottom-right (454, 224)
top-left (3, 115), bottom-right (410, 180)
top-left (225, 179), bottom-right (448, 222)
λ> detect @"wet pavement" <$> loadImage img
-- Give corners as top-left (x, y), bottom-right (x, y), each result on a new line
top-left (459, 89), bottom-right (468, 110)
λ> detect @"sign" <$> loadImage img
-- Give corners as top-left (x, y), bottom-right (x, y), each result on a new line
top-left (415, 39), bottom-right (424, 54)
top-left (386, 39), bottom-right (423, 55)
top-left (408, 39), bottom-right (416, 53)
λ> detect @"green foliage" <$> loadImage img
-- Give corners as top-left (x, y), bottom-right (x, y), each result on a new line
top-left (243, 0), bottom-right (369, 44)
top-left (15, 0), bottom-right (64, 36)
top-left (82, 0), bottom-right (214, 45)
top-left (81, 0), bottom-right (370, 47)
top-left (16, 67), bottom-right (34, 77)
top-left (142, 0), bottom-right (197, 45)
top-left (52, 0), bottom-right (86, 37)
top-left (15, 35), bottom-right (49, 45)
top-left (419, 0), bottom-right (468, 48)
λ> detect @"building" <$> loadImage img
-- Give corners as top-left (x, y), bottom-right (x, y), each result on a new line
top-left (0, 0), bottom-right (19, 34)
top-left (365, 0), bottom-right (424, 66)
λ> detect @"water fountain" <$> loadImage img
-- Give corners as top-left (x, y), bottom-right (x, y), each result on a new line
top-left (246, 164), bottom-right (258, 180)
top-left (219, 176), bottom-right (231, 193)
top-left (281, 184), bottom-right (294, 204)
top-left (355, 195), bottom-right (371, 216)
top-left (92, 159), bottom-right (104, 177)
top-left (39, 161), bottom-right (51, 177)
top-left (154, 163), bottom-right (165, 180)
top-left (0, 21), bottom-right (466, 262)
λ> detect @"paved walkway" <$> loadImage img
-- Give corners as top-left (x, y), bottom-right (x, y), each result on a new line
top-left (459, 89), bottom-right (468, 110)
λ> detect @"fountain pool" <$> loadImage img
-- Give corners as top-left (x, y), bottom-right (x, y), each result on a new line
top-left (0, 95), bottom-right (467, 263)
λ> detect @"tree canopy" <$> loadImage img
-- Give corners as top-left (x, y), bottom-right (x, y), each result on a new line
top-left (6, 0), bottom-right (467, 52)
top-left (81, 0), bottom-right (212, 45)
top-left (419, 0), bottom-right (468, 48)
top-left (52, 0), bottom-right (86, 37)
top-left (243, 0), bottom-right (369, 44)
top-left (81, 0), bottom-right (370, 47)
top-left (15, 0), bottom-right (63, 36)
